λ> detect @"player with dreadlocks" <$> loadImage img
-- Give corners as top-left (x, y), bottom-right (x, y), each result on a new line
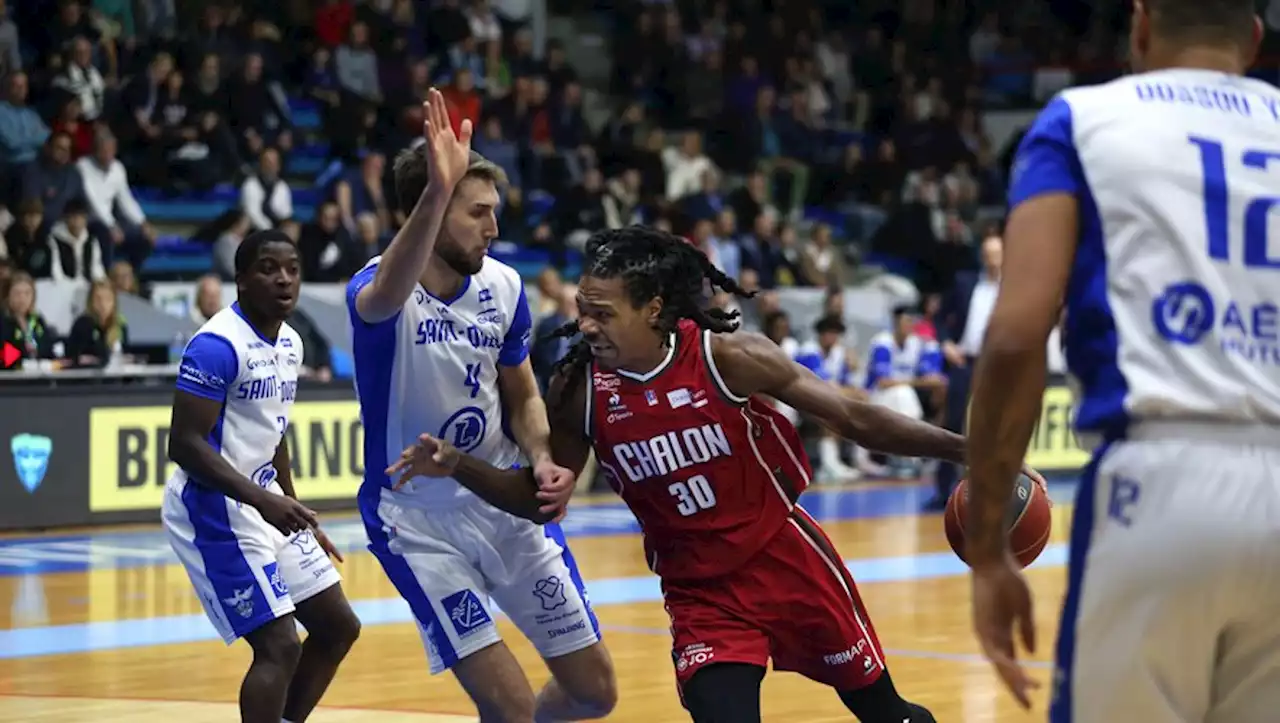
top-left (389, 226), bottom-right (1041, 722)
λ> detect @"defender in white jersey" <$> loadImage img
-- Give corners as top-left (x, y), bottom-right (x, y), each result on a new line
top-left (347, 90), bottom-right (615, 722)
top-left (965, 3), bottom-right (1280, 721)
top-left (163, 230), bottom-right (359, 723)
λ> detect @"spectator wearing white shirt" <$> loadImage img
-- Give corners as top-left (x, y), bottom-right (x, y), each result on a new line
top-left (52, 38), bottom-right (105, 122)
top-left (240, 146), bottom-right (293, 231)
top-left (77, 127), bottom-right (155, 269)
top-left (45, 198), bottom-right (106, 284)
top-left (661, 131), bottom-right (716, 201)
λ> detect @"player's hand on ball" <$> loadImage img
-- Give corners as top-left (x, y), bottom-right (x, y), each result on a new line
top-left (971, 556), bottom-right (1040, 709)
top-left (258, 494), bottom-right (318, 536)
top-left (1020, 464), bottom-right (1052, 506)
top-left (422, 87), bottom-right (473, 194)
top-left (387, 434), bottom-right (459, 489)
top-left (532, 458), bottom-right (576, 516)
top-left (313, 525), bottom-right (344, 563)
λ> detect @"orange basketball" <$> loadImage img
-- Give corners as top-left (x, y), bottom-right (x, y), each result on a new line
top-left (944, 475), bottom-right (1052, 568)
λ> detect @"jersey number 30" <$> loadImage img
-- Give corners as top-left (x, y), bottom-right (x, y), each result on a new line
top-left (1190, 136), bottom-right (1279, 268)
top-left (669, 474), bottom-right (717, 516)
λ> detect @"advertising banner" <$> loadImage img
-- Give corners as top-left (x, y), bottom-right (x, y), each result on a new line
top-left (0, 386), bottom-right (363, 530)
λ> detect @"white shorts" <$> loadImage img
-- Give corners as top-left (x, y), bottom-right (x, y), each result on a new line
top-left (361, 490), bottom-right (601, 675)
top-left (1052, 422), bottom-right (1280, 723)
top-left (162, 482), bottom-right (342, 644)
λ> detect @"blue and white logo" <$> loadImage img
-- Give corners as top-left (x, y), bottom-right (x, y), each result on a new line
top-left (10, 433), bottom-right (52, 493)
top-left (264, 562), bottom-right (289, 598)
top-left (440, 406), bottom-right (487, 453)
top-left (1152, 282), bottom-right (1215, 344)
top-left (443, 589), bottom-right (492, 636)
top-left (250, 461), bottom-right (278, 488)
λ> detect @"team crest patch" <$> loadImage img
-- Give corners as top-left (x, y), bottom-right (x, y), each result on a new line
top-left (443, 589), bottom-right (492, 636)
top-left (532, 576), bottom-right (567, 611)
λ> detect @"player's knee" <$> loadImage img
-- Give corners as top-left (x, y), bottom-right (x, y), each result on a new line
top-left (475, 690), bottom-right (536, 723)
top-left (316, 605), bottom-right (362, 654)
top-left (551, 645), bottom-right (618, 716)
top-left (248, 620), bottom-right (303, 670)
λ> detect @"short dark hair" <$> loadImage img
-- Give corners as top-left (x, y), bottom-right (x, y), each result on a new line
top-left (814, 314), bottom-right (846, 336)
top-left (234, 229), bottom-right (296, 277)
top-left (63, 197), bottom-right (88, 217)
top-left (1146, 0), bottom-right (1256, 45)
top-left (392, 147), bottom-right (508, 214)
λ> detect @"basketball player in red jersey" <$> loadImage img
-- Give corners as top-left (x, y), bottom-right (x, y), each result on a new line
top-left (390, 227), bottom-right (1039, 722)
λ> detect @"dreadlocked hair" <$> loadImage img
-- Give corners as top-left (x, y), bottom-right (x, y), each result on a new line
top-left (546, 226), bottom-right (756, 407)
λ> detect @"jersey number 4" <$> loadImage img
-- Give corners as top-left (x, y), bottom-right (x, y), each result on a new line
top-left (669, 474), bottom-right (717, 517)
top-left (1190, 136), bottom-right (1280, 268)
top-left (463, 363), bottom-right (481, 399)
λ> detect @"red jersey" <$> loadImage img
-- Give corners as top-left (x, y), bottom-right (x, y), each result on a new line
top-left (586, 320), bottom-right (812, 580)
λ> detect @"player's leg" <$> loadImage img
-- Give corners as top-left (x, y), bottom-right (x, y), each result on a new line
top-left (274, 529), bottom-right (359, 723)
top-left (680, 663), bottom-right (766, 723)
top-left (482, 517), bottom-right (616, 720)
top-left (162, 484), bottom-right (303, 723)
top-left (769, 508), bottom-right (932, 722)
top-left (1054, 439), bottom-right (1277, 722)
top-left (362, 496), bottom-right (536, 722)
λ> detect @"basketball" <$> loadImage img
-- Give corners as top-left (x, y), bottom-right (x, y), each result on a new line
top-left (944, 475), bottom-right (1052, 568)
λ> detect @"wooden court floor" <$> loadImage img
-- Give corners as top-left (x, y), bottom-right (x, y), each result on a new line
top-left (0, 485), bottom-right (1075, 722)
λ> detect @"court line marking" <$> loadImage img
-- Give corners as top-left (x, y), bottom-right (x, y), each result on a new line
top-left (0, 544), bottom-right (1067, 659)
top-left (0, 693), bottom-right (478, 720)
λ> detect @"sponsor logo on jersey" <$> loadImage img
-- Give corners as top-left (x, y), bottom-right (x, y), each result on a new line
top-left (667, 388), bottom-right (691, 409)
top-left (610, 423), bottom-right (732, 483)
top-left (548, 620), bottom-right (586, 639)
top-left (223, 586), bottom-right (256, 618)
top-left (263, 562), bottom-right (289, 599)
top-left (593, 373), bottom-right (621, 392)
top-left (823, 639), bottom-right (869, 666)
top-left (443, 589), bottom-right (492, 636)
top-left (1152, 281), bottom-right (1280, 366)
top-left (644, 390), bottom-right (659, 406)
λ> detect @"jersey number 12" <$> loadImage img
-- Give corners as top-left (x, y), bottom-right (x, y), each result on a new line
top-left (1189, 136), bottom-right (1280, 268)
top-left (669, 474), bottom-right (717, 517)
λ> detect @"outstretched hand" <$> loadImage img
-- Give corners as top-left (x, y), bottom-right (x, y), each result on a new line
top-left (422, 87), bottom-right (473, 195)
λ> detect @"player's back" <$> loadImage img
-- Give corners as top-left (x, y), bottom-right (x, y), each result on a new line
top-left (587, 320), bottom-right (812, 580)
top-left (1027, 69), bottom-right (1280, 439)
top-left (167, 305), bottom-right (303, 495)
top-left (347, 255), bottom-right (529, 510)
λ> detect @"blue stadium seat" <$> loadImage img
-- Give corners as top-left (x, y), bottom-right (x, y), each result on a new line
top-left (288, 97), bottom-right (323, 132)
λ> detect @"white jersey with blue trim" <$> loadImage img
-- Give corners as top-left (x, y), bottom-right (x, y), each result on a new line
top-left (795, 341), bottom-right (852, 386)
top-left (862, 331), bottom-right (941, 390)
top-left (166, 304), bottom-right (303, 495)
top-left (1010, 68), bottom-right (1280, 438)
top-left (347, 255), bottom-right (532, 509)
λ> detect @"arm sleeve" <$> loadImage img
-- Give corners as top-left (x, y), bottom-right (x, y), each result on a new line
top-left (1007, 94), bottom-right (1087, 211)
top-left (916, 340), bottom-right (943, 376)
top-left (498, 281), bottom-right (533, 367)
top-left (175, 333), bottom-right (238, 401)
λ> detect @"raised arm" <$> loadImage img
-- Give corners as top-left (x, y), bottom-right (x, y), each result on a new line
top-left (714, 331), bottom-right (967, 462)
top-left (353, 89), bottom-right (473, 324)
top-left (389, 369), bottom-right (593, 523)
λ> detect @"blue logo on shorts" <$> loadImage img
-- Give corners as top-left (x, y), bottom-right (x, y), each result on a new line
top-left (440, 407), bottom-right (487, 453)
top-left (10, 433), bottom-right (52, 493)
top-left (263, 562), bottom-right (288, 599)
top-left (442, 589), bottom-right (491, 636)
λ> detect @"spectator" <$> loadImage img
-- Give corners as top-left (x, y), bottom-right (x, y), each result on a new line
top-left (3, 198), bottom-right (50, 276)
top-left (21, 133), bottom-right (84, 230)
top-left (727, 170), bottom-right (776, 235)
top-left (240, 146), bottom-right (292, 231)
top-left (472, 116), bottom-right (521, 192)
top-left (120, 52), bottom-right (175, 155)
top-left (299, 200), bottom-right (357, 283)
top-left (603, 168), bottom-right (642, 229)
top-left (0, 72), bottom-right (49, 168)
top-left (50, 94), bottom-right (92, 159)
top-left (467, 0), bottom-right (502, 47)
top-left (52, 37), bottom-right (106, 122)
top-left (333, 151), bottom-right (390, 233)
top-left (426, 0), bottom-right (471, 51)
top-left (335, 22), bottom-right (381, 106)
top-left (0, 0), bottom-right (18, 77)
top-left (352, 212), bottom-right (382, 263)
top-left (533, 267), bottom-right (562, 316)
top-left (190, 273), bottom-right (222, 323)
top-left (556, 167), bottom-right (607, 246)
top-left (228, 52), bottom-right (293, 157)
top-left (862, 306), bottom-right (946, 476)
top-left (795, 314), bottom-right (860, 482)
top-left (46, 197), bottom-right (105, 284)
top-left (689, 216), bottom-right (739, 283)
top-left (212, 211), bottom-right (252, 280)
top-left (530, 282), bottom-right (578, 393)
top-left (0, 271), bottom-right (58, 366)
top-left (449, 36), bottom-right (487, 90)
top-left (314, 0), bottom-right (354, 48)
top-left (681, 167), bottom-right (725, 221)
top-left (44, 1), bottom-right (101, 69)
top-left (800, 223), bottom-right (849, 288)
top-left (442, 68), bottom-right (482, 136)
top-left (78, 127), bottom-right (155, 268)
top-left (65, 278), bottom-right (129, 367)
top-left (107, 259), bottom-right (138, 296)
top-left (683, 49), bottom-right (725, 127)
top-left (662, 131), bottom-right (715, 202)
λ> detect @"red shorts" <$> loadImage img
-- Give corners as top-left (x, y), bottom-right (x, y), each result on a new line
top-left (663, 506), bottom-right (886, 697)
